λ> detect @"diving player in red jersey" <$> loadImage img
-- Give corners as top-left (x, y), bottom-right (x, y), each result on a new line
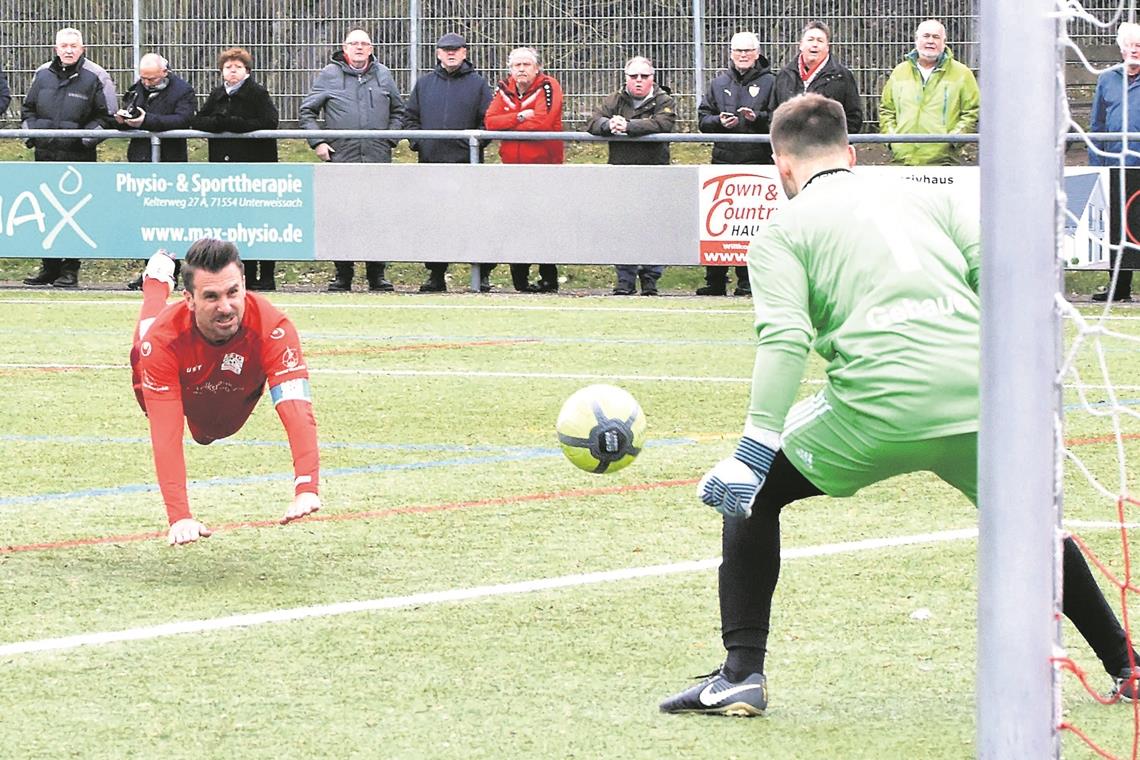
top-left (130, 239), bottom-right (320, 545)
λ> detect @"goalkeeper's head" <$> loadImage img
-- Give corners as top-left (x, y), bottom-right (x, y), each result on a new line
top-left (770, 93), bottom-right (854, 199)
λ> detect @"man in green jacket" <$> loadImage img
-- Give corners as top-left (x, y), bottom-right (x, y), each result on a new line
top-left (878, 18), bottom-right (979, 166)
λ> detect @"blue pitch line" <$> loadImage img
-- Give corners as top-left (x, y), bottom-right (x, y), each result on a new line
top-left (0, 437), bottom-right (697, 508)
top-left (1062, 398), bottom-right (1140, 411)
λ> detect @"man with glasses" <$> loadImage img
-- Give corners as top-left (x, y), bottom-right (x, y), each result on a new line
top-left (587, 56), bottom-right (677, 295)
top-left (696, 31), bottom-right (776, 297)
top-left (300, 27), bottom-right (406, 292)
top-left (118, 53), bottom-right (197, 290)
top-left (879, 18), bottom-right (979, 166)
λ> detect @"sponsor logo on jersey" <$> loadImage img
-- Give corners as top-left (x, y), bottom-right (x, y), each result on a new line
top-left (140, 341), bottom-right (152, 357)
top-left (270, 326), bottom-right (286, 340)
top-left (865, 292), bottom-right (975, 330)
top-left (221, 352), bottom-right (245, 375)
top-left (141, 369), bottom-right (168, 393)
top-left (184, 364), bottom-right (202, 374)
top-left (282, 347), bottom-right (299, 370)
top-left (190, 379), bottom-right (241, 396)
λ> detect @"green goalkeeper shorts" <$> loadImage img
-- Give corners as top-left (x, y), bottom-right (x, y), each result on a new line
top-left (779, 390), bottom-right (978, 504)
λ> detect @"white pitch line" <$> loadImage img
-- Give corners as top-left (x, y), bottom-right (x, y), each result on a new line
top-left (0, 297), bottom-right (751, 316)
top-left (0, 527), bottom-right (978, 658)
top-left (8, 363), bottom-right (1140, 393)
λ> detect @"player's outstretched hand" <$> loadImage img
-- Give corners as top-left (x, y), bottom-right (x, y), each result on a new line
top-left (168, 518), bottom-right (213, 546)
top-left (282, 491), bottom-right (321, 524)
top-left (698, 457), bottom-right (762, 518)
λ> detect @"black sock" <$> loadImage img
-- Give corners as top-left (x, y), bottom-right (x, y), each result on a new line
top-left (1062, 536), bottom-right (1136, 675)
top-left (724, 646), bottom-right (766, 681)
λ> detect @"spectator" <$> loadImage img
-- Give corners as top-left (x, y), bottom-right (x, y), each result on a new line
top-left (1088, 22), bottom-right (1140, 302)
top-left (191, 47), bottom-right (280, 291)
top-left (586, 56), bottom-right (677, 296)
top-left (696, 31), bottom-right (775, 297)
top-left (130, 243), bottom-right (320, 546)
top-left (117, 53), bottom-right (196, 290)
top-left (878, 18), bottom-right (979, 166)
top-left (0, 60), bottom-right (10, 116)
top-left (20, 28), bottom-right (113, 289)
top-left (299, 27), bottom-right (405, 293)
top-left (405, 32), bottom-right (496, 292)
top-left (484, 46), bottom-right (564, 293)
top-left (771, 21), bottom-right (863, 134)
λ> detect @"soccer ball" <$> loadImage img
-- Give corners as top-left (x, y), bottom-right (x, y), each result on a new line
top-left (556, 384), bottom-right (646, 473)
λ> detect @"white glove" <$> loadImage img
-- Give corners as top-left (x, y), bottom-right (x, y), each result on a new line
top-left (698, 457), bottom-right (763, 518)
top-left (281, 491), bottom-right (321, 524)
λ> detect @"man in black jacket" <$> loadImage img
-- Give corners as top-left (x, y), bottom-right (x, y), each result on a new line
top-left (21, 27), bottom-right (112, 289)
top-left (404, 32), bottom-right (495, 292)
top-left (770, 21), bottom-right (863, 136)
top-left (696, 32), bottom-right (776, 297)
top-left (117, 53), bottom-right (197, 290)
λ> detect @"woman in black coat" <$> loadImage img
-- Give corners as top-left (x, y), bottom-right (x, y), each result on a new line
top-left (191, 47), bottom-right (279, 290)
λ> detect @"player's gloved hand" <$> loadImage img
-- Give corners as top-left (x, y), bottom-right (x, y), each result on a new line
top-left (697, 436), bottom-right (778, 519)
top-left (168, 518), bottom-right (213, 546)
top-left (281, 491), bottom-right (321, 524)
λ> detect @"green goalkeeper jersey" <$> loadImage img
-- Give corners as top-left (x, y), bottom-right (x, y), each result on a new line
top-left (746, 169), bottom-right (981, 441)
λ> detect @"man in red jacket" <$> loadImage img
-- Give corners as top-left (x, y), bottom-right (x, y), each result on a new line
top-left (131, 240), bottom-right (321, 546)
top-left (484, 46), bottom-right (564, 293)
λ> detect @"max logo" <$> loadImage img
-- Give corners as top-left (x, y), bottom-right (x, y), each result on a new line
top-left (0, 166), bottom-right (96, 250)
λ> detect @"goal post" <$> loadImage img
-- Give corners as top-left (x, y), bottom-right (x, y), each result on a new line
top-left (977, 1), bottom-right (1063, 758)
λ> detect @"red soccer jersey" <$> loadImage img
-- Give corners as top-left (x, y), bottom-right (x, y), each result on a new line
top-left (131, 292), bottom-right (319, 524)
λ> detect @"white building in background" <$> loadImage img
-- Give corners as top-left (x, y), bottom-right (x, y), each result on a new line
top-left (1063, 170), bottom-right (1107, 268)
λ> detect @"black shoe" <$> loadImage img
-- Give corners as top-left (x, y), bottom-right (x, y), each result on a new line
top-left (23, 270), bottom-right (55, 286)
top-left (517, 282), bottom-right (540, 293)
top-left (659, 666), bottom-right (767, 717)
top-left (327, 279), bottom-right (352, 292)
top-left (612, 287), bottom-right (635, 296)
top-left (369, 279), bottom-right (395, 292)
top-left (419, 279), bottom-right (446, 293)
top-left (127, 274), bottom-right (144, 290)
top-left (1112, 667), bottom-right (1140, 702)
top-left (52, 271), bottom-right (78, 289)
top-left (640, 288), bottom-right (659, 296)
top-left (1092, 290), bottom-right (1132, 302)
top-left (536, 280), bottom-right (559, 293)
top-left (479, 277), bottom-right (492, 293)
top-left (733, 286), bottom-right (752, 297)
top-left (695, 285), bottom-right (727, 296)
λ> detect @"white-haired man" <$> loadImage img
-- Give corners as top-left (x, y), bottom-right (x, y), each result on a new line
top-left (879, 18), bottom-right (979, 166)
top-left (586, 56), bottom-right (677, 296)
top-left (484, 46), bottom-right (565, 293)
top-left (1088, 21), bottom-right (1140, 302)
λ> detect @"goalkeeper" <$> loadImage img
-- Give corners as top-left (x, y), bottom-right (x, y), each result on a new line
top-left (660, 94), bottom-right (1138, 716)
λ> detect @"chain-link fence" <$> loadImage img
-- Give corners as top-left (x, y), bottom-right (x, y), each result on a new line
top-left (0, 0), bottom-right (1069, 132)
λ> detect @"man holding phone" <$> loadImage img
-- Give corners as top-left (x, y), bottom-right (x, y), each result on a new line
top-left (696, 31), bottom-right (776, 296)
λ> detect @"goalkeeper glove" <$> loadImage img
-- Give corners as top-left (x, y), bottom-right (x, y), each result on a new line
top-left (697, 436), bottom-right (778, 519)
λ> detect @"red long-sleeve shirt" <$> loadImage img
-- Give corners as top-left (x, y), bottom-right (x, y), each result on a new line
top-left (131, 291), bottom-right (319, 524)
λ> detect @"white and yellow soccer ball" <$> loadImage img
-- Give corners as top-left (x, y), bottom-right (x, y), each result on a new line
top-left (556, 384), bottom-right (647, 473)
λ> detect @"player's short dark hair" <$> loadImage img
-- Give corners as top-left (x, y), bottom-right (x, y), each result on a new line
top-left (803, 20), bottom-right (831, 42)
top-left (182, 238), bottom-right (241, 291)
top-left (770, 93), bottom-right (848, 158)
